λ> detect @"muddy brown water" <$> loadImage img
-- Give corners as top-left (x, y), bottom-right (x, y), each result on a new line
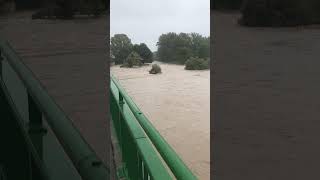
top-left (111, 63), bottom-right (210, 179)
top-left (213, 11), bottom-right (320, 180)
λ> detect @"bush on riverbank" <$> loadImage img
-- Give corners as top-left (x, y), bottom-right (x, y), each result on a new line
top-left (120, 52), bottom-right (143, 68)
top-left (149, 64), bottom-right (161, 74)
top-left (185, 57), bottom-right (209, 70)
top-left (133, 43), bottom-right (153, 64)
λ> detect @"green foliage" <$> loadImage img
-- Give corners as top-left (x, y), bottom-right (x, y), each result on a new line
top-left (110, 55), bottom-right (115, 64)
top-left (239, 0), bottom-right (320, 26)
top-left (149, 64), bottom-right (162, 74)
top-left (133, 43), bottom-right (153, 63)
top-left (190, 33), bottom-right (210, 59)
top-left (185, 57), bottom-right (209, 70)
top-left (157, 32), bottom-right (209, 64)
top-left (111, 34), bottom-right (154, 66)
top-left (111, 34), bottom-right (133, 65)
top-left (121, 51), bottom-right (143, 68)
top-left (152, 51), bottom-right (159, 61)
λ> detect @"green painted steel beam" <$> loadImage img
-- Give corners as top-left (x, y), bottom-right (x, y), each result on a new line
top-left (0, 80), bottom-right (50, 180)
top-left (0, 40), bottom-right (110, 180)
top-left (110, 80), bottom-right (173, 180)
top-left (111, 75), bottom-right (197, 180)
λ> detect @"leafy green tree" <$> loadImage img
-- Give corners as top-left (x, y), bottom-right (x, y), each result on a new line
top-left (133, 43), bottom-right (153, 63)
top-left (111, 34), bottom-right (133, 64)
top-left (157, 32), bottom-right (193, 63)
top-left (175, 33), bottom-right (193, 63)
top-left (190, 33), bottom-right (210, 59)
top-left (199, 37), bottom-right (210, 58)
top-left (157, 32), bottom-right (209, 64)
top-left (153, 51), bottom-right (158, 61)
top-left (157, 32), bottom-right (178, 63)
top-left (121, 51), bottom-right (143, 68)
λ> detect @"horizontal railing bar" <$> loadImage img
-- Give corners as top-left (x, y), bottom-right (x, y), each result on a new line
top-left (110, 80), bottom-right (172, 180)
top-left (111, 75), bottom-right (197, 180)
top-left (0, 40), bottom-right (110, 180)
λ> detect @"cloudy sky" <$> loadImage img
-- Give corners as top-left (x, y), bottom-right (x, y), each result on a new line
top-left (110, 0), bottom-right (210, 51)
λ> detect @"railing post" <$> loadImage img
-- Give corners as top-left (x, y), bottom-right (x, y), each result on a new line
top-left (118, 91), bottom-right (124, 168)
top-left (119, 92), bottom-right (124, 107)
top-left (28, 93), bottom-right (46, 157)
top-left (28, 93), bottom-right (47, 179)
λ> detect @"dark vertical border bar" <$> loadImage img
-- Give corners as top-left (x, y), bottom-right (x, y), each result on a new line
top-left (106, 0), bottom-right (116, 179)
top-left (210, 0), bottom-right (215, 178)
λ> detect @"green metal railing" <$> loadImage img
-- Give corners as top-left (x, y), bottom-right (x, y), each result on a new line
top-left (110, 75), bottom-right (197, 180)
top-left (0, 38), bottom-right (196, 180)
top-left (0, 40), bottom-right (110, 180)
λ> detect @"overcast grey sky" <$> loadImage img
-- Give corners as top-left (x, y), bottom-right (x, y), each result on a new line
top-left (110, 0), bottom-right (210, 51)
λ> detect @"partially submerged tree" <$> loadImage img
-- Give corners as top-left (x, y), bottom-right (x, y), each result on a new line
top-left (157, 32), bottom-right (210, 64)
top-left (111, 34), bottom-right (133, 65)
top-left (133, 43), bottom-right (153, 63)
top-left (121, 51), bottom-right (143, 68)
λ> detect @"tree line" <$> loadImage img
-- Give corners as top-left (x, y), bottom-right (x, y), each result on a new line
top-left (213, 0), bottom-right (320, 26)
top-left (157, 32), bottom-right (210, 64)
top-left (110, 34), bottom-right (153, 66)
top-left (110, 32), bottom-right (210, 69)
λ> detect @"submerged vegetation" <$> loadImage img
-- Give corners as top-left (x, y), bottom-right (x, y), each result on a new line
top-left (157, 32), bottom-right (210, 64)
top-left (149, 64), bottom-right (162, 74)
top-left (111, 34), bottom-right (153, 66)
top-left (185, 57), bottom-right (209, 70)
top-left (120, 51), bottom-right (143, 68)
top-left (110, 32), bottom-right (210, 71)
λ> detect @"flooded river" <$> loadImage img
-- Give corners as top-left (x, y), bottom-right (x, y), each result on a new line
top-left (213, 11), bottom-right (320, 180)
top-left (111, 62), bottom-right (210, 179)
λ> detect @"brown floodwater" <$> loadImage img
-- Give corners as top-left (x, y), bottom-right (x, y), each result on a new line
top-left (213, 11), bottom-right (320, 180)
top-left (111, 62), bottom-right (210, 179)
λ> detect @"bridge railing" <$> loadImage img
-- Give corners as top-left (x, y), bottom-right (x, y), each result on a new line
top-left (110, 75), bottom-right (197, 180)
top-left (0, 40), bottom-right (110, 180)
